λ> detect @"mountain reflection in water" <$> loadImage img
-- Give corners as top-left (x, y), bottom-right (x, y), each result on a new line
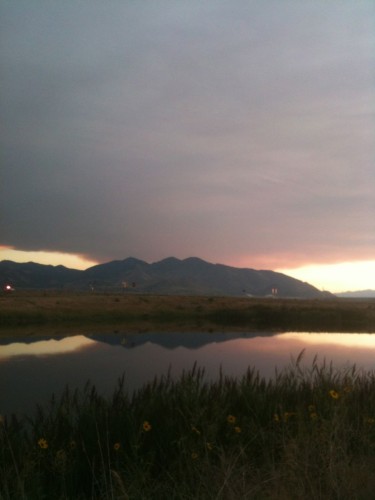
top-left (1, 331), bottom-right (375, 416)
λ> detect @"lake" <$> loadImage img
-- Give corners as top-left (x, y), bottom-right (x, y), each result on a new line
top-left (1, 330), bottom-right (375, 417)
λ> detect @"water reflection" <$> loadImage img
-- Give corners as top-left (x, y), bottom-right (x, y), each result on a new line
top-left (1, 331), bottom-right (375, 417)
top-left (0, 335), bottom-right (96, 358)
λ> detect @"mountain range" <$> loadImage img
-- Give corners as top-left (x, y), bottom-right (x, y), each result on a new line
top-left (0, 256), bottom-right (331, 298)
top-left (0, 331), bottom-right (271, 350)
top-left (335, 290), bottom-right (375, 298)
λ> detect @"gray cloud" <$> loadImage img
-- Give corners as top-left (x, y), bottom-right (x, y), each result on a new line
top-left (1, 1), bottom-right (374, 268)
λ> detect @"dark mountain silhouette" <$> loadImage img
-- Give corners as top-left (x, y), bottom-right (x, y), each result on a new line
top-left (0, 256), bottom-right (330, 298)
top-left (0, 331), bottom-right (274, 350)
top-left (0, 260), bottom-right (81, 289)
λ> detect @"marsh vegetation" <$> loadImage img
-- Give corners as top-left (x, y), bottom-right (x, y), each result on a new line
top-left (2, 292), bottom-right (375, 498)
top-left (1, 292), bottom-right (374, 334)
top-left (2, 358), bottom-right (375, 499)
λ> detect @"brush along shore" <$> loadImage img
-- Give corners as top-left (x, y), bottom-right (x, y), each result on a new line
top-left (2, 359), bottom-right (375, 499)
top-left (0, 291), bottom-right (374, 334)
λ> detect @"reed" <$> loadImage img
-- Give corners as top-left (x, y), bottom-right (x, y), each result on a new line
top-left (2, 356), bottom-right (375, 498)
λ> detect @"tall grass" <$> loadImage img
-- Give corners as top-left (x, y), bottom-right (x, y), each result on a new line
top-left (2, 356), bottom-right (375, 498)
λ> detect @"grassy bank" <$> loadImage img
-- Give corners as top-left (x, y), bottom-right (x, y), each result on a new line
top-left (2, 358), bottom-right (375, 499)
top-left (1, 292), bottom-right (375, 334)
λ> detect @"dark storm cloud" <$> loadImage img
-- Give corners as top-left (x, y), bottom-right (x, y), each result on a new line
top-left (1, 1), bottom-right (374, 268)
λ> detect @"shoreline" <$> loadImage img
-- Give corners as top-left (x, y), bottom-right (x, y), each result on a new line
top-left (1, 292), bottom-right (374, 335)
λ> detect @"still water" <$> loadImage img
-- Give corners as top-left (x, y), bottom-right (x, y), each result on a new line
top-left (1, 331), bottom-right (375, 416)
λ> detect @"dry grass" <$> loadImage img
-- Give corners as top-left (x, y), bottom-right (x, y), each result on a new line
top-left (0, 291), bottom-right (375, 335)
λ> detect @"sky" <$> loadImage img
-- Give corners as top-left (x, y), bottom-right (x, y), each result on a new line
top-left (0, 1), bottom-right (374, 293)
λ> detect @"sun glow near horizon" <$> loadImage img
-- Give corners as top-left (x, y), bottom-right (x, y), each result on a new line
top-left (276, 261), bottom-right (375, 294)
top-left (0, 248), bottom-right (98, 270)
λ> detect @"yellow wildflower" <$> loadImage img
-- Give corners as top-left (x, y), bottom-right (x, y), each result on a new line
top-left (55, 449), bottom-right (66, 465)
top-left (38, 438), bottom-right (48, 449)
top-left (54, 449), bottom-right (67, 471)
top-left (234, 426), bottom-right (241, 433)
top-left (329, 390), bottom-right (339, 400)
top-left (283, 412), bottom-right (296, 422)
top-left (56, 449), bottom-right (66, 460)
top-left (113, 442), bottom-right (121, 451)
top-left (227, 415), bottom-right (236, 424)
top-left (143, 421), bottom-right (152, 432)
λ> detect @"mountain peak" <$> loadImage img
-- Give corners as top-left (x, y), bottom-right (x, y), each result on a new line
top-left (155, 257), bottom-right (182, 265)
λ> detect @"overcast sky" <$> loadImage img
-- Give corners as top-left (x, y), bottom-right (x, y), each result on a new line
top-left (1, 1), bottom-right (374, 276)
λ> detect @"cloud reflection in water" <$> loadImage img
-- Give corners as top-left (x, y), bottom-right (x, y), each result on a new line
top-left (0, 336), bottom-right (97, 360)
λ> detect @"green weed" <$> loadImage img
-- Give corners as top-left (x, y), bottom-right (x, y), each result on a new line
top-left (2, 357), bottom-right (375, 498)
